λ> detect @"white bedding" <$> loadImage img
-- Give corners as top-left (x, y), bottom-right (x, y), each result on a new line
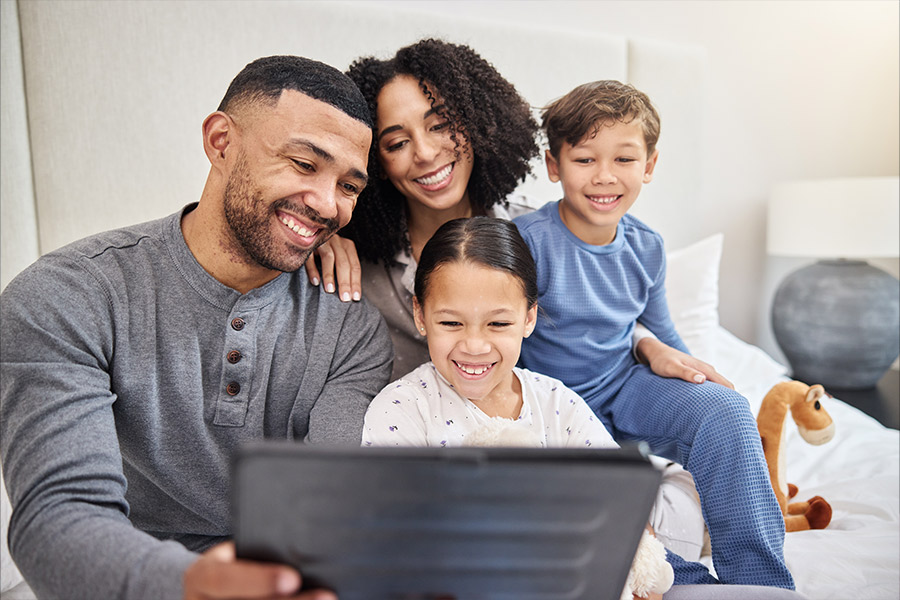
top-left (2, 237), bottom-right (898, 599)
top-left (677, 235), bottom-right (900, 599)
top-left (712, 326), bottom-right (900, 600)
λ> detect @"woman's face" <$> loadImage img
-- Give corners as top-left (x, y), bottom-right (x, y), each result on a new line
top-left (375, 75), bottom-right (474, 213)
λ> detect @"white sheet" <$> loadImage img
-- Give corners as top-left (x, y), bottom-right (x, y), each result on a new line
top-left (2, 326), bottom-right (897, 599)
top-left (714, 327), bottom-right (900, 600)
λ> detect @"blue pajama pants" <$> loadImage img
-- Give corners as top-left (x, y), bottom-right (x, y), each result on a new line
top-left (588, 364), bottom-right (794, 589)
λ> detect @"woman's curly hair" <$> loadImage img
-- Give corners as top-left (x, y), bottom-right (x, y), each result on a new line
top-left (341, 38), bottom-right (540, 266)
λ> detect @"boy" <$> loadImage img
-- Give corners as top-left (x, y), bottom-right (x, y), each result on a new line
top-left (514, 81), bottom-right (794, 589)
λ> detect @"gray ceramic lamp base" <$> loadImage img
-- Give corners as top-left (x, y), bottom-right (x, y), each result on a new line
top-left (772, 260), bottom-right (900, 390)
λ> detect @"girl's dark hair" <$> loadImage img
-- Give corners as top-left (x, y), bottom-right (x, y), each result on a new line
top-left (414, 217), bottom-right (537, 309)
top-left (341, 39), bottom-right (540, 266)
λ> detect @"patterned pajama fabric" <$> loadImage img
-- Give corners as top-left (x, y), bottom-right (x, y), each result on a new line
top-left (592, 364), bottom-right (795, 589)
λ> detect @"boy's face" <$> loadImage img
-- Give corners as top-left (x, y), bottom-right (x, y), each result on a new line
top-left (546, 118), bottom-right (658, 246)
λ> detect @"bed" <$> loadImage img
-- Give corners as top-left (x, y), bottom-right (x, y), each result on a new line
top-left (1, 1), bottom-right (897, 598)
top-left (2, 230), bottom-right (897, 599)
top-left (664, 239), bottom-right (900, 600)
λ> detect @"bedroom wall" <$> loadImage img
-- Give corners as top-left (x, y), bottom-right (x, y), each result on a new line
top-left (2, 0), bottom-right (897, 363)
top-left (355, 0), bottom-right (900, 362)
top-left (0, 2), bottom-right (702, 299)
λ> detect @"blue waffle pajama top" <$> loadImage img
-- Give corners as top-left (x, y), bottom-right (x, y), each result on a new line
top-left (514, 201), bottom-right (794, 589)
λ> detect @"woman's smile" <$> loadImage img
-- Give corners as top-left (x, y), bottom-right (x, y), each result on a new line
top-left (414, 163), bottom-right (455, 189)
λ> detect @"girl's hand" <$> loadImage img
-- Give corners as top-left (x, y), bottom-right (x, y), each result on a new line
top-left (305, 234), bottom-right (362, 302)
top-left (636, 337), bottom-right (734, 389)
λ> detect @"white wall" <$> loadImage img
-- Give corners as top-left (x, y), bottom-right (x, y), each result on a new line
top-left (0, 0), bottom-right (39, 291)
top-left (353, 0), bottom-right (900, 360)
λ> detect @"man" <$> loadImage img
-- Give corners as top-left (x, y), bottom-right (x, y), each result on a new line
top-left (0, 56), bottom-right (392, 599)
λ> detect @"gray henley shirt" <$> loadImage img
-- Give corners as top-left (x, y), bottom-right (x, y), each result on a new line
top-left (0, 205), bottom-right (393, 599)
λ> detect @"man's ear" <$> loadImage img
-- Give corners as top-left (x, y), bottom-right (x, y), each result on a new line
top-left (545, 149), bottom-right (561, 183)
top-left (643, 149), bottom-right (659, 184)
top-left (202, 111), bottom-right (234, 170)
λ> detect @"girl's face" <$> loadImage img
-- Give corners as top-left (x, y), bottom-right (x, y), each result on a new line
top-left (413, 261), bottom-right (537, 405)
top-left (375, 75), bottom-right (475, 213)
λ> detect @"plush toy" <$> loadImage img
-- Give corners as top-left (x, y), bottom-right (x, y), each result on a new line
top-left (620, 529), bottom-right (675, 600)
top-left (462, 417), bottom-right (543, 447)
top-left (464, 418), bottom-right (673, 600)
top-left (757, 380), bottom-right (835, 532)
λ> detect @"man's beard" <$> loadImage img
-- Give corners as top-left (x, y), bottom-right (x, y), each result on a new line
top-left (223, 153), bottom-right (339, 273)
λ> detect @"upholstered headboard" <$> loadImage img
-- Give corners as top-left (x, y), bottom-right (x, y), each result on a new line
top-left (0, 0), bottom-right (705, 291)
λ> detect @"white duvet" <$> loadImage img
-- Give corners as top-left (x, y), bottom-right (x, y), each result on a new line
top-left (713, 326), bottom-right (900, 600)
top-left (3, 231), bottom-right (898, 599)
top-left (3, 326), bottom-right (897, 599)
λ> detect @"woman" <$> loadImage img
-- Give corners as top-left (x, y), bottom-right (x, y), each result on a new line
top-left (339, 38), bottom-right (540, 378)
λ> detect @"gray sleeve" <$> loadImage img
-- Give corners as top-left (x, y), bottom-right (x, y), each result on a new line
top-left (304, 296), bottom-right (394, 446)
top-left (0, 257), bottom-right (196, 600)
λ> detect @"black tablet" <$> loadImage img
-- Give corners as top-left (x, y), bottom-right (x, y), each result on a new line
top-left (233, 442), bottom-right (661, 600)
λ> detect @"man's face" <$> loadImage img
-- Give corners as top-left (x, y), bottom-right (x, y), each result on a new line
top-left (223, 90), bottom-right (371, 273)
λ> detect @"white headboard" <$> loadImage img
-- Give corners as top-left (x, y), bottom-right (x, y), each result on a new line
top-left (1, 0), bottom-right (704, 290)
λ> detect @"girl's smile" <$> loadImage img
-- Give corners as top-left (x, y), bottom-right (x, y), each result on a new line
top-left (413, 162), bottom-right (456, 191)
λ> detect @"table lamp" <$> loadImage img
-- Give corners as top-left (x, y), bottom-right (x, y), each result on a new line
top-left (767, 176), bottom-right (900, 390)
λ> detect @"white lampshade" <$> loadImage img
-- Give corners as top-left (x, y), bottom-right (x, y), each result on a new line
top-left (767, 176), bottom-right (900, 258)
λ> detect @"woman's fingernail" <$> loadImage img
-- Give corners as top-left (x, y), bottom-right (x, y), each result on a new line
top-left (693, 374), bottom-right (706, 384)
top-left (326, 283), bottom-right (335, 293)
top-left (342, 292), bottom-right (351, 302)
top-left (353, 292), bottom-right (361, 301)
top-left (311, 277), bottom-right (319, 286)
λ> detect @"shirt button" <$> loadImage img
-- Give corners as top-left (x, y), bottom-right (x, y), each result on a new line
top-left (231, 318), bottom-right (245, 331)
top-left (227, 350), bottom-right (242, 364)
top-left (226, 382), bottom-right (241, 396)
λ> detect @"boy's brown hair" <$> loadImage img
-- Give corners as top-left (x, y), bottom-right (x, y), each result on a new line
top-left (542, 80), bottom-right (660, 159)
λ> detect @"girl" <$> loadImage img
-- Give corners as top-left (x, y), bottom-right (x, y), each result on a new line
top-left (362, 216), bottom-right (673, 600)
top-left (362, 216), bottom-right (616, 449)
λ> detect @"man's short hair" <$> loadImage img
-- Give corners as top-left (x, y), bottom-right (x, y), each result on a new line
top-left (217, 55), bottom-right (372, 128)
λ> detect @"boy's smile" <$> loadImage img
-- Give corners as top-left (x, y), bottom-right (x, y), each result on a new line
top-left (546, 118), bottom-right (658, 246)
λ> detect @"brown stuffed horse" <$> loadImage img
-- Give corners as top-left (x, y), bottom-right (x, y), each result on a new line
top-left (757, 381), bottom-right (835, 532)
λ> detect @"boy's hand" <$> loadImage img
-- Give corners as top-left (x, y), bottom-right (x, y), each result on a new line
top-left (184, 541), bottom-right (337, 600)
top-left (636, 338), bottom-right (734, 389)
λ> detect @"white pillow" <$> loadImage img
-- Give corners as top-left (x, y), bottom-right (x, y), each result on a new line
top-left (664, 233), bottom-right (723, 363)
